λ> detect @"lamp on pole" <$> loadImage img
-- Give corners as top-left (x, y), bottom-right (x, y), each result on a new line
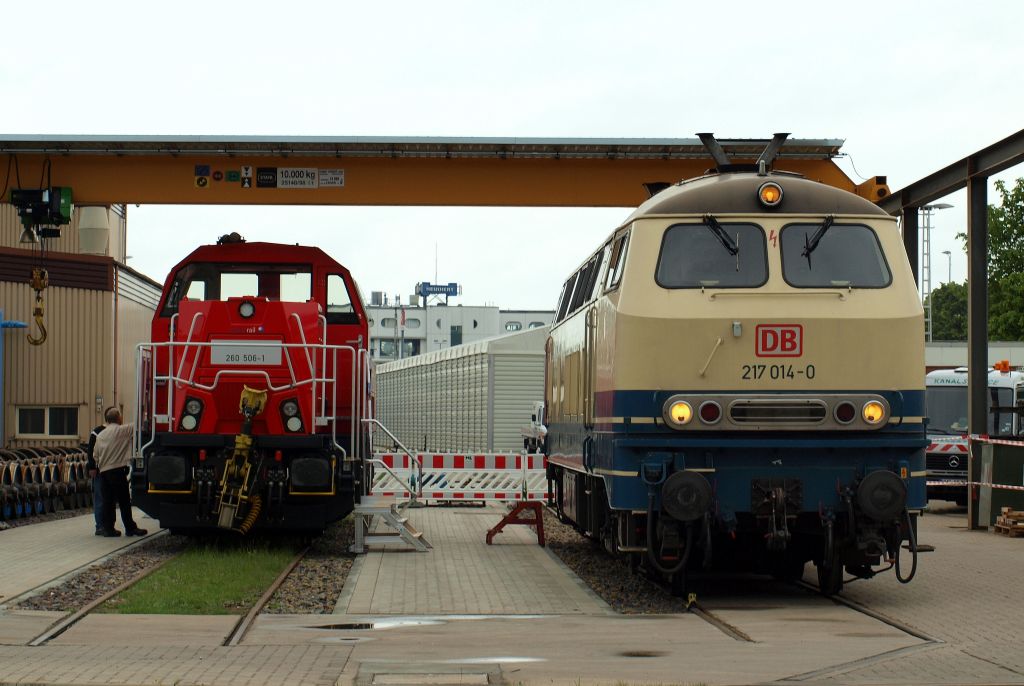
top-left (921, 203), bottom-right (954, 342)
top-left (941, 250), bottom-right (952, 284)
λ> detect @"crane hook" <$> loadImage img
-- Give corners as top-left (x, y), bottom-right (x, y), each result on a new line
top-left (27, 267), bottom-right (48, 346)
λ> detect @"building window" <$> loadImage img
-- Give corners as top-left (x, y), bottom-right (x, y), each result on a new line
top-left (529, 321), bottom-right (546, 329)
top-left (17, 406), bottom-right (79, 437)
top-left (381, 317), bottom-right (397, 328)
top-left (451, 325), bottom-right (463, 346)
top-left (505, 321), bottom-right (523, 332)
top-left (406, 318), bottom-right (422, 329)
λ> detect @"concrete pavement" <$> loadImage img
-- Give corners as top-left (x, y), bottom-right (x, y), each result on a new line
top-left (0, 503), bottom-right (1022, 685)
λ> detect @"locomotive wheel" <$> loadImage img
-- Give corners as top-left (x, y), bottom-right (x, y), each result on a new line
top-left (816, 552), bottom-right (844, 596)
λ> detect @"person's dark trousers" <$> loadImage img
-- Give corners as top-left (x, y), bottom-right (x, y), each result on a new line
top-left (99, 466), bottom-right (139, 533)
top-left (92, 476), bottom-right (104, 532)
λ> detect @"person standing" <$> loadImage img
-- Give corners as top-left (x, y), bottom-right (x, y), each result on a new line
top-left (86, 422), bottom-right (107, 535)
top-left (93, 406), bottom-right (148, 537)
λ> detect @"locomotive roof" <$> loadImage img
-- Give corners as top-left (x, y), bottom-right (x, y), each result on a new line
top-left (626, 171), bottom-right (889, 221)
top-left (172, 241), bottom-right (350, 272)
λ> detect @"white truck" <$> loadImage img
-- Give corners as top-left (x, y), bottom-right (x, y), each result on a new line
top-left (925, 364), bottom-right (1024, 504)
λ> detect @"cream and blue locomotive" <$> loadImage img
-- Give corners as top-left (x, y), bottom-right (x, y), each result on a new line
top-left (545, 137), bottom-right (924, 594)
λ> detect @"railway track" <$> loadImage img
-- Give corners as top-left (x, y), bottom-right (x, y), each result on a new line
top-left (25, 542), bottom-right (311, 647)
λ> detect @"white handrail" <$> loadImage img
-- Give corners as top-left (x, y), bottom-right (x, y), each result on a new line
top-left (362, 418), bottom-right (421, 499)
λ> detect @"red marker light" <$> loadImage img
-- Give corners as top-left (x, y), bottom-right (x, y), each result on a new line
top-left (698, 401), bottom-right (722, 424)
top-left (274, 450), bottom-right (283, 463)
top-left (198, 449), bottom-right (207, 462)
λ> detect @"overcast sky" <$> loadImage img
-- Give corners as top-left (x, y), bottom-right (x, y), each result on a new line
top-left (3, 0), bottom-right (1022, 309)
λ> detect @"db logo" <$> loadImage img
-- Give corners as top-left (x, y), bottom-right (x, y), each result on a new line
top-left (756, 324), bottom-right (803, 357)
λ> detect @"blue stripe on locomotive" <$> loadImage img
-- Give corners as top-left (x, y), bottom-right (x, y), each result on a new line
top-left (552, 389), bottom-right (927, 515)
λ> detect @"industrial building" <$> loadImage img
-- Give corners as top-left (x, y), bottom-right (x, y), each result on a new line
top-left (1, 205), bottom-right (161, 449)
top-left (365, 294), bottom-right (553, 361)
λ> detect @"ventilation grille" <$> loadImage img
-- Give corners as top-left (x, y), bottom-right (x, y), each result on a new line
top-left (729, 399), bottom-right (827, 424)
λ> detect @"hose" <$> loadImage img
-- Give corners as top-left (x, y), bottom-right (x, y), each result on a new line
top-left (895, 509), bottom-right (918, 584)
top-left (645, 491), bottom-right (693, 575)
top-left (237, 494), bottom-right (262, 535)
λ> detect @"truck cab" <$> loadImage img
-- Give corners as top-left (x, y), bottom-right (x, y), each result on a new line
top-left (925, 364), bottom-right (1024, 504)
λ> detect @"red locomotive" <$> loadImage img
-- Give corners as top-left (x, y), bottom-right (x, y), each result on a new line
top-left (131, 235), bottom-right (372, 533)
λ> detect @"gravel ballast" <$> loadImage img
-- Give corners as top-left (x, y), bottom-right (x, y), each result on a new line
top-left (264, 518), bottom-right (355, 614)
top-left (542, 507), bottom-right (690, 614)
top-left (15, 534), bottom-right (190, 612)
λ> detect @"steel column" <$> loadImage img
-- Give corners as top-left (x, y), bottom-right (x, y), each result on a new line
top-left (967, 176), bottom-right (988, 530)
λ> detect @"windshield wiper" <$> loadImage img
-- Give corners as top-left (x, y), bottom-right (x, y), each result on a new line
top-left (702, 214), bottom-right (739, 257)
top-left (801, 215), bottom-right (835, 267)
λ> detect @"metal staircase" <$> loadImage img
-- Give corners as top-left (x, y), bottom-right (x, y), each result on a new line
top-left (350, 418), bottom-right (430, 553)
top-left (351, 494), bottom-right (431, 552)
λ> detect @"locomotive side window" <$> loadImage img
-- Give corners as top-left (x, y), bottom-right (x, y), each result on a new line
top-left (555, 273), bottom-right (578, 322)
top-left (605, 232), bottom-right (629, 291)
top-left (656, 223), bottom-right (767, 288)
top-left (570, 254), bottom-right (602, 313)
top-left (326, 274), bottom-right (359, 324)
top-left (780, 223), bottom-right (891, 288)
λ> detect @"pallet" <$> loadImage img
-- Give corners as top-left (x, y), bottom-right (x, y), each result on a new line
top-left (993, 523), bottom-right (1024, 537)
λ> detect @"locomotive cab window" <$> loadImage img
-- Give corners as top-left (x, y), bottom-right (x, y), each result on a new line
top-left (161, 263), bottom-right (314, 316)
top-left (780, 223), bottom-right (891, 288)
top-left (656, 223), bottom-right (767, 288)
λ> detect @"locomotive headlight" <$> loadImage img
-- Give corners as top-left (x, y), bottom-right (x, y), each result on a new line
top-left (185, 398), bottom-right (203, 416)
top-left (667, 400), bottom-right (693, 425)
top-left (758, 181), bottom-right (784, 207)
top-left (862, 400), bottom-right (886, 424)
top-left (286, 416), bottom-right (303, 432)
top-left (238, 300), bottom-right (256, 318)
top-left (181, 415), bottom-right (198, 431)
top-left (281, 400), bottom-right (300, 418)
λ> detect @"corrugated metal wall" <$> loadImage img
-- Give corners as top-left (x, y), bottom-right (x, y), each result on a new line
top-left (1, 281), bottom-right (113, 448)
top-left (1, 204), bottom-right (155, 448)
top-left (374, 330), bottom-right (545, 453)
top-left (491, 354), bottom-right (545, 452)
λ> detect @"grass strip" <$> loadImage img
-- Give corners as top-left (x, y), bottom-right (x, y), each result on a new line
top-left (99, 542), bottom-right (297, 614)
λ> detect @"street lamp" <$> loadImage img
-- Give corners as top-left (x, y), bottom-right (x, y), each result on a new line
top-left (921, 203), bottom-right (953, 342)
top-left (941, 250), bottom-right (952, 284)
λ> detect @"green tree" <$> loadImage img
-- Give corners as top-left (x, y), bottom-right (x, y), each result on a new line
top-left (988, 273), bottom-right (1024, 340)
top-left (928, 281), bottom-right (967, 341)
top-left (985, 178), bottom-right (1024, 281)
top-left (950, 176), bottom-right (1024, 341)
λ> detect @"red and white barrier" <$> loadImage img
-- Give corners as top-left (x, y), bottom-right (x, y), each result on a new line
top-left (370, 452), bottom-right (551, 503)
